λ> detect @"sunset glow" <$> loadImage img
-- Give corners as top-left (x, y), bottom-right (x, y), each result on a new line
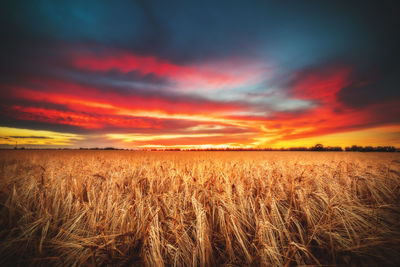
top-left (1, 1), bottom-right (399, 149)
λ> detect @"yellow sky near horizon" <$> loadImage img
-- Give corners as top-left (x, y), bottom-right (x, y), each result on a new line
top-left (0, 127), bottom-right (83, 147)
top-left (268, 125), bottom-right (400, 148)
top-left (1, 124), bottom-right (399, 149)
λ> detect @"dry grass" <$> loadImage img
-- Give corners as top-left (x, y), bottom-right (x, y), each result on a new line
top-left (0, 150), bottom-right (400, 266)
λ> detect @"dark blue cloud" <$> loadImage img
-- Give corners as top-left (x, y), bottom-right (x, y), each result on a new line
top-left (2, 0), bottom-right (389, 64)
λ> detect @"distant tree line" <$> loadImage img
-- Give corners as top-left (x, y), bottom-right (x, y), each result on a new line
top-left (344, 145), bottom-right (396, 152)
top-left (7, 144), bottom-right (399, 152)
top-left (79, 147), bottom-right (121, 150)
top-left (155, 144), bottom-right (398, 152)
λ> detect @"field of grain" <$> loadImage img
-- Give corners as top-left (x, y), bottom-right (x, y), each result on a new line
top-left (0, 151), bottom-right (400, 266)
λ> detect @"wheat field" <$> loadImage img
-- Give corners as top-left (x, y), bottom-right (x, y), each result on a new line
top-left (0, 150), bottom-right (400, 266)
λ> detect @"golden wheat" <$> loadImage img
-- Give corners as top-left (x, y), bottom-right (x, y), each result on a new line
top-left (0, 151), bottom-right (400, 266)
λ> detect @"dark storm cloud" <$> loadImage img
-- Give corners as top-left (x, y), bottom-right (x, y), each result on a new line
top-left (338, 70), bottom-right (400, 109)
top-left (0, 1), bottom-right (380, 62)
top-left (332, 2), bottom-right (400, 110)
top-left (2, 0), bottom-right (399, 78)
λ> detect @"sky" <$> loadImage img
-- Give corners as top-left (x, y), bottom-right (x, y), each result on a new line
top-left (1, 0), bottom-right (400, 149)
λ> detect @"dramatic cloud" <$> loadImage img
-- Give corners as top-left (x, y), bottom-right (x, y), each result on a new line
top-left (71, 50), bottom-right (265, 91)
top-left (1, 0), bottom-right (399, 148)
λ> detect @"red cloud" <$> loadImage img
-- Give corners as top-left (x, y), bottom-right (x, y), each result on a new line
top-left (291, 66), bottom-right (351, 103)
top-left (10, 106), bottom-right (164, 129)
top-left (71, 51), bottom-right (262, 90)
top-left (8, 79), bottom-right (243, 116)
top-left (2, 62), bottom-right (399, 148)
top-left (3, 79), bottom-right (250, 133)
top-left (256, 66), bottom-right (400, 143)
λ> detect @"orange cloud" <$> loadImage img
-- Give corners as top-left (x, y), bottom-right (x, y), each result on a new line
top-left (2, 63), bottom-right (399, 149)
